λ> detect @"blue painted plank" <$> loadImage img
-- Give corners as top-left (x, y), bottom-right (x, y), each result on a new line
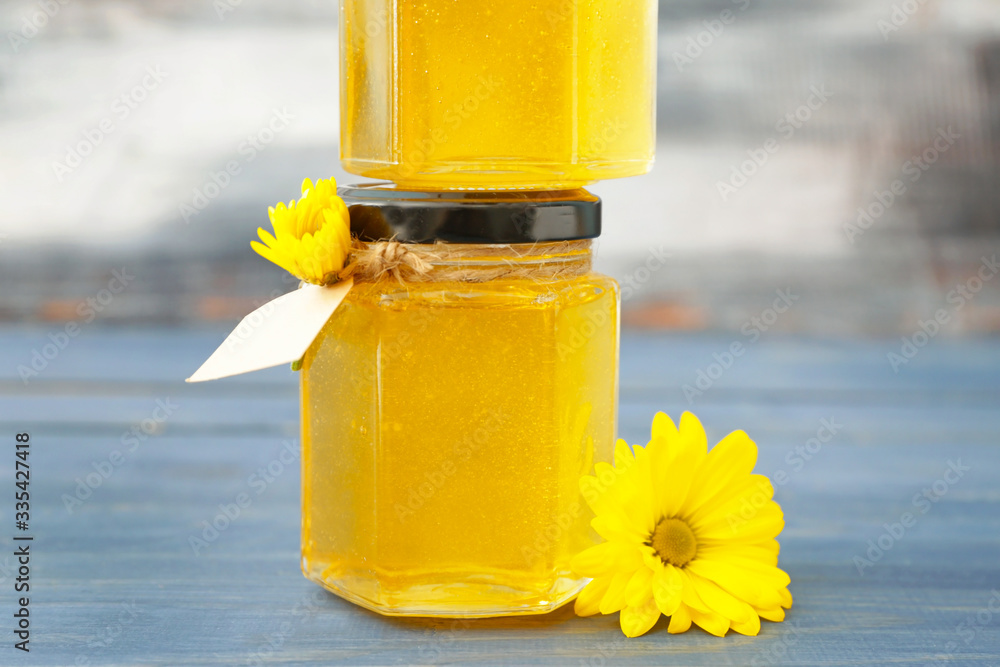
top-left (0, 328), bottom-right (997, 665)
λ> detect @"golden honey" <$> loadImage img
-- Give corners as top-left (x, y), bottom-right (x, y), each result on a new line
top-left (340, 0), bottom-right (658, 189)
top-left (300, 243), bottom-right (618, 616)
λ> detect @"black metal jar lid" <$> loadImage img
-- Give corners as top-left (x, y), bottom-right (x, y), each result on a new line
top-left (338, 183), bottom-right (601, 244)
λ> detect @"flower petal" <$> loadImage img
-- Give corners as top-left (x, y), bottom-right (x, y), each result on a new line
top-left (599, 570), bottom-right (636, 615)
top-left (251, 241), bottom-right (299, 277)
top-left (679, 412), bottom-right (707, 450)
top-left (684, 559), bottom-right (787, 609)
top-left (628, 445), bottom-right (658, 534)
top-left (667, 603), bottom-right (692, 634)
top-left (688, 571), bottom-right (756, 624)
top-left (614, 438), bottom-right (635, 469)
top-left (575, 576), bottom-right (612, 617)
top-left (581, 469), bottom-right (641, 527)
top-left (572, 541), bottom-right (642, 577)
top-left (619, 597), bottom-right (662, 638)
top-left (644, 412), bottom-right (709, 520)
top-left (651, 411), bottom-right (678, 443)
top-left (657, 429), bottom-right (706, 520)
top-left (689, 607), bottom-right (730, 637)
top-left (593, 461), bottom-right (618, 483)
top-left (579, 475), bottom-right (613, 516)
top-left (571, 543), bottom-right (619, 577)
top-left (256, 227), bottom-right (278, 247)
top-left (729, 611), bottom-right (761, 636)
top-left (779, 587), bottom-right (794, 608)
top-left (573, 411), bottom-right (792, 637)
top-left (652, 563), bottom-right (683, 616)
top-left (685, 474), bottom-right (774, 530)
top-left (679, 569), bottom-right (711, 613)
top-left (591, 514), bottom-right (647, 545)
top-left (696, 542), bottom-right (780, 566)
top-left (623, 566), bottom-right (655, 607)
top-left (682, 429), bottom-right (758, 515)
top-left (756, 606), bottom-right (785, 622)
top-left (693, 497), bottom-right (784, 537)
top-left (693, 556), bottom-right (790, 587)
top-left (254, 178), bottom-right (352, 283)
top-left (639, 544), bottom-right (663, 572)
top-left (697, 512), bottom-right (784, 544)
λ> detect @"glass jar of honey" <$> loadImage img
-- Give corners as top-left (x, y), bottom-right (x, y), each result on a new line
top-left (300, 185), bottom-right (619, 616)
top-left (339, 0), bottom-right (658, 189)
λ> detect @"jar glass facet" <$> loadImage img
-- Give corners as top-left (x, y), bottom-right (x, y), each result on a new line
top-left (300, 243), bottom-right (619, 616)
top-left (340, 0), bottom-right (658, 189)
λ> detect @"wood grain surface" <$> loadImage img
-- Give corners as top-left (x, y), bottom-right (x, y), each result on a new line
top-left (0, 328), bottom-right (998, 666)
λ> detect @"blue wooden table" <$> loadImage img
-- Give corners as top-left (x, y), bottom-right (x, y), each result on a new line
top-left (1, 327), bottom-right (998, 665)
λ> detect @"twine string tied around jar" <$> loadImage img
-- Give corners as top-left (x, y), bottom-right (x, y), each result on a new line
top-left (335, 239), bottom-right (592, 284)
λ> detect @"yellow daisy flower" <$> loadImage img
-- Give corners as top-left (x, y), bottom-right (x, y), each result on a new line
top-left (251, 177), bottom-right (352, 285)
top-left (572, 411), bottom-right (792, 638)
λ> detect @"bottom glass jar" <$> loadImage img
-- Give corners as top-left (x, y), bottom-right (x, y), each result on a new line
top-left (299, 186), bottom-right (619, 617)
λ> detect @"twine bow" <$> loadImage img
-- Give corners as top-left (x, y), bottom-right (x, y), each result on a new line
top-left (337, 241), bottom-right (436, 284)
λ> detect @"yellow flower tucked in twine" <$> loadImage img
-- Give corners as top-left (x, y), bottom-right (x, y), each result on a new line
top-left (251, 177), bottom-right (352, 285)
top-left (573, 412), bottom-right (792, 638)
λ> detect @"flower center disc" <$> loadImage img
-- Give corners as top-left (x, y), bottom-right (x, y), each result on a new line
top-left (652, 518), bottom-right (697, 567)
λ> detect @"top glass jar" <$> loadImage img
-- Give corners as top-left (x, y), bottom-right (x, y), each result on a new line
top-left (340, 0), bottom-right (658, 190)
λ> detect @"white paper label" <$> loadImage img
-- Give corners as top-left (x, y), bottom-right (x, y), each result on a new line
top-left (186, 279), bottom-right (353, 383)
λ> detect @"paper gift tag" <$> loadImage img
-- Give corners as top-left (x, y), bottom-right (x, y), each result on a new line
top-left (186, 278), bottom-right (353, 383)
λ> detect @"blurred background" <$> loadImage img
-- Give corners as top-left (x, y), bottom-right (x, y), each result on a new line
top-left (1, 0), bottom-right (999, 336)
top-left (2, 4), bottom-right (999, 663)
